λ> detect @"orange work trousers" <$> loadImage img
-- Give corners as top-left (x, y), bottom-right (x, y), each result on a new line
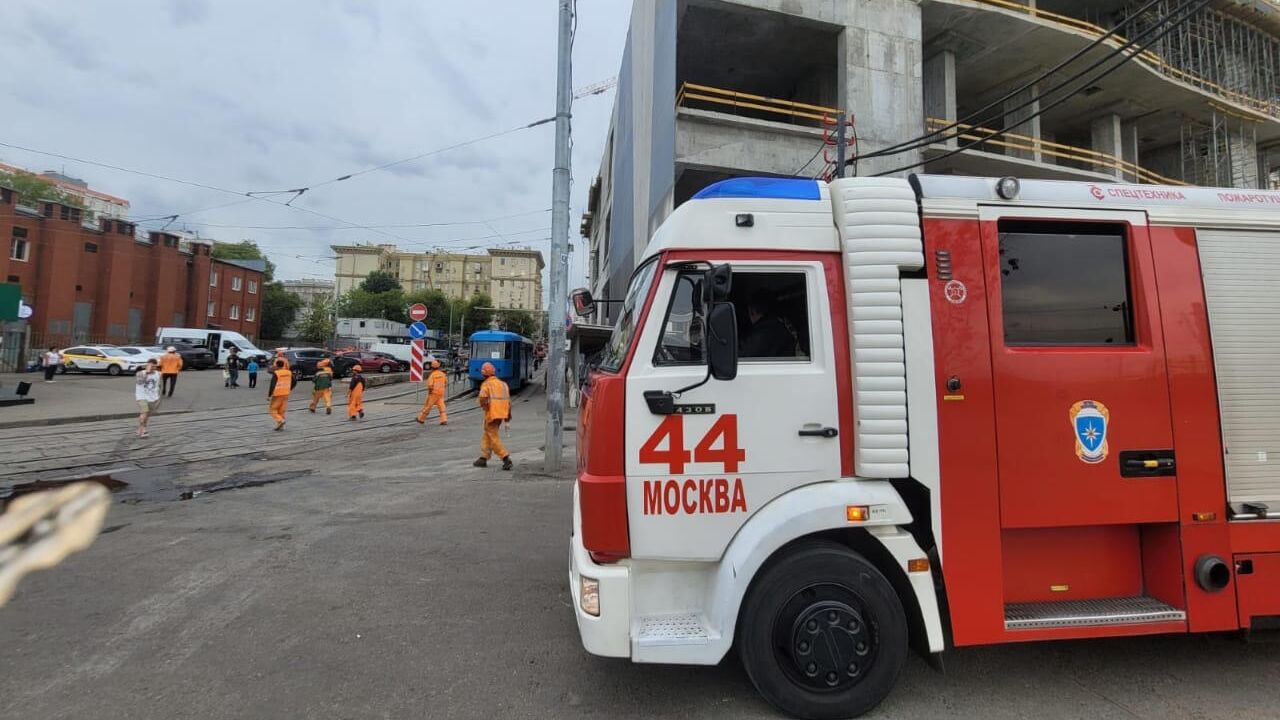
top-left (347, 386), bottom-right (364, 418)
top-left (481, 419), bottom-right (508, 460)
top-left (416, 393), bottom-right (447, 424)
top-left (309, 389), bottom-right (332, 411)
top-left (269, 396), bottom-right (288, 423)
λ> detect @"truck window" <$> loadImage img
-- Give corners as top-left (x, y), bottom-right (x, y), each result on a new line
top-left (998, 221), bottom-right (1134, 345)
top-left (655, 273), bottom-right (705, 366)
top-left (731, 271), bottom-right (810, 361)
top-left (598, 258), bottom-right (658, 373)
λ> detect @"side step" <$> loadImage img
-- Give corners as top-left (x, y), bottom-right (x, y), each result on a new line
top-left (1005, 595), bottom-right (1186, 630)
top-left (635, 613), bottom-right (711, 647)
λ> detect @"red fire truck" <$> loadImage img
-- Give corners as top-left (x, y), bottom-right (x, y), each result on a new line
top-left (568, 175), bottom-right (1280, 719)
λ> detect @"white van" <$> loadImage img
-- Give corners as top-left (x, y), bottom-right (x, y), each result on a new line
top-left (154, 327), bottom-right (270, 367)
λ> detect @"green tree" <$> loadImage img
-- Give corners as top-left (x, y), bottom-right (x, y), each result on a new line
top-left (0, 171), bottom-right (85, 210)
top-left (360, 269), bottom-right (401, 294)
top-left (338, 287), bottom-right (406, 322)
top-left (464, 293), bottom-right (494, 334)
top-left (211, 239), bottom-right (277, 282)
top-left (403, 289), bottom-right (452, 332)
top-left (298, 297), bottom-right (336, 344)
top-left (260, 282), bottom-right (302, 340)
top-left (495, 309), bottom-right (537, 338)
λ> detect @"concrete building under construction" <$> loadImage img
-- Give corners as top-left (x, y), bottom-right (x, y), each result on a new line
top-left (582, 0), bottom-right (1280, 316)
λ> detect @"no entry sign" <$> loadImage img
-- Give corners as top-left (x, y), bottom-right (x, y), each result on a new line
top-left (408, 303), bottom-right (428, 322)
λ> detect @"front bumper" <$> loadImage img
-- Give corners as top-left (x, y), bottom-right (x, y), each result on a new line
top-left (570, 482), bottom-right (632, 658)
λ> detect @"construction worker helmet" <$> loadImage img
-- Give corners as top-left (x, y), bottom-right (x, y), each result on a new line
top-left (431, 359), bottom-right (441, 369)
top-left (482, 362), bottom-right (496, 377)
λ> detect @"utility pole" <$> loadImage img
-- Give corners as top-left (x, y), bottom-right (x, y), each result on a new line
top-left (546, 0), bottom-right (572, 472)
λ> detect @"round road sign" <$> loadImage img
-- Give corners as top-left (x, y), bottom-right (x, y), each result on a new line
top-left (409, 321), bottom-right (428, 340)
top-left (408, 303), bottom-right (428, 322)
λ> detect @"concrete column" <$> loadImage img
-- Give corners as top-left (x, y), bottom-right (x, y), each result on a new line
top-left (923, 50), bottom-right (957, 148)
top-left (1120, 121), bottom-right (1140, 183)
top-left (1003, 85), bottom-right (1041, 162)
top-left (1090, 113), bottom-right (1124, 179)
top-left (840, 0), bottom-right (923, 177)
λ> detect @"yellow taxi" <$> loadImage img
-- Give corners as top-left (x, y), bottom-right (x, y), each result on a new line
top-left (59, 345), bottom-right (148, 376)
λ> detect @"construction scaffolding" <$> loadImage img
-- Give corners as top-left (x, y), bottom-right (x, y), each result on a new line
top-left (1180, 108), bottom-right (1261, 187)
top-left (1128, 0), bottom-right (1280, 118)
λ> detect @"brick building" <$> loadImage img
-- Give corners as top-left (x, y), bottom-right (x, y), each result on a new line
top-left (0, 183), bottom-right (264, 348)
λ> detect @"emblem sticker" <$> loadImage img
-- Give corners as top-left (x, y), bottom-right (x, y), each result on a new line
top-left (943, 279), bottom-right (967, 305)
top-left (1070, 400), bottom-right (1110, 464)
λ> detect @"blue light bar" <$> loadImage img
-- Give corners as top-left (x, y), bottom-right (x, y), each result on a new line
top-left (692, 177), bottom-right (821, 201)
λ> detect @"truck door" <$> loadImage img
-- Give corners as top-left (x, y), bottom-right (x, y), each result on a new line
top-left (624, 257), bottom-right (843, 561)
top-left (979, 209), bottom-right (1179, 529)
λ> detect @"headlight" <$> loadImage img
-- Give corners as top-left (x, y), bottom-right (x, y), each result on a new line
top-left (579, 576), bottom-right (600, 617)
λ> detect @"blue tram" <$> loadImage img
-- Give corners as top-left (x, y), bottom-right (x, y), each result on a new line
top-left (468, 330), bottom-right (534, 391)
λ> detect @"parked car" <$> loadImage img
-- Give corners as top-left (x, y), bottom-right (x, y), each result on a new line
top-left (338, 351), bottom-right (401, 374)
top-left (369, 351), bottom-right (410, 372)
top-left (117, 346), bottom-right (164, 363)
top-left (60, 346), bottom-right (149, 376)
top-left (142, 345), bottom-right (217, 370)
top-left (280, 348), bottom-right (338, 380)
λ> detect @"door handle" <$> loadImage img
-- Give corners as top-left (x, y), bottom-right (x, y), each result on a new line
top-left (1119, 449), bottom-right (1176, 477)
top-left (798, 426), bottom-right (838, 438)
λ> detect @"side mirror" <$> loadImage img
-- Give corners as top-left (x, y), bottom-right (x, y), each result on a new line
top-left (570, 288), bottom-right (594, 317)
top-left (706, 302), bottom-right (738, 381)
top-left (709, 264), bottom-right (732, 301)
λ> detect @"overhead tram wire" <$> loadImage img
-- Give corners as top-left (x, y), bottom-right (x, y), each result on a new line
top-left (850, 0), bottom-right (1176, 165)
top-left (873, 0), bottom-right (1213, 177)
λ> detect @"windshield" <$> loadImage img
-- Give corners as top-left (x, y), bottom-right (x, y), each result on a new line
top-left (597, 258), bottom-right (658, 373)
top-left (472, 341), bottom-right (507, 360)
top-left (117, 347), bottom-right (142, 355)
top-left (101, 347), bottom-right (131, 357)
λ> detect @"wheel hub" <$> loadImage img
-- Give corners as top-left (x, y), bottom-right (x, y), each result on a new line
top-left (784, 597), bottom-right (876, 691)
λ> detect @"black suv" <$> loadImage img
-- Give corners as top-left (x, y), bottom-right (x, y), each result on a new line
top-left (280, 348), bottom-right (358, 379)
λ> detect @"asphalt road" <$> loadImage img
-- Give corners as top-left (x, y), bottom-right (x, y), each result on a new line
top-left (1, 381), bottom-right (1278, 719)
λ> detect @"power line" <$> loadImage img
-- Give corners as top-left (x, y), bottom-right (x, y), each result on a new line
top-left (134, 208), bottom-right (551, 232)
top-left (852, 0), bottom-right (1174, 165)
top-left (874, 0), bottom-right (1211, 177)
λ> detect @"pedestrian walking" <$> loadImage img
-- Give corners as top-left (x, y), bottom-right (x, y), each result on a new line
top-left (158, 346), bottom-right (183, 397)
top-left (347, 364), bottom-right (366, 421)
top-left (309, 358), bottom-right (334, 415)
top-left (134, 358), bottom-right (162, 438)
top-left (247, 358), bottom-right (260, 389)
top-left (415, 359), bottom-right (448, 425)
top-left (473, 362), bottom-right (512, 470)
top-left (41, 346), bottom-right (61, 383)
top-left (452, 355), bottom-right (465, 382)
top-left (226, 348), bottom-right (241, 388)
top-left (267, 358), bottom-right (293, 431)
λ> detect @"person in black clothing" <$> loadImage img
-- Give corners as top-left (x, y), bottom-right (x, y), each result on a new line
top-left (225, 348), bottom-right (240, 388)
top-left (741, 291), bottom-right (796, 359)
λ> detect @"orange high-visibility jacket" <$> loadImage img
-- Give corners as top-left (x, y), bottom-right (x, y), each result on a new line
top-left (159, 353), bottom-right (183, 374)
top-left (479, 376), bottom-right (510, 422)
top-left (427, 369), bottom-right (447, 395)
top-left (270, 368), bottom-right (293, 397)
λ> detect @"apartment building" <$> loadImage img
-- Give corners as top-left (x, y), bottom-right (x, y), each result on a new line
top-left (331, 244), bottom-right (545, 312)
top-left (582, 0), bottom-right (1280, 318)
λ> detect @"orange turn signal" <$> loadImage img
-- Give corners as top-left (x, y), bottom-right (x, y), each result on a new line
top-left (1192, 511), bottom-right (1217, 522)
top-left (846, 506), bottom-right (869, 523)
top-left (907, 558), bottom-right (930, 573)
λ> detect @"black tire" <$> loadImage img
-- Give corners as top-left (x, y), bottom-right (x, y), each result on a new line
top-left (107, 363), bottom-right (122, 376)
top-left (738, 541), bottom-right (907, 720)
top-left (379, 364), bottom-right (391, 373)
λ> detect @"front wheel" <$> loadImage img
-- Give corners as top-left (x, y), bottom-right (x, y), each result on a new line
top-left (738, 541), bottom-right (908, 720)
top-left (379, 364), bottom-right (391, 373)
top-left (107, 363), bottom-right (122, 376)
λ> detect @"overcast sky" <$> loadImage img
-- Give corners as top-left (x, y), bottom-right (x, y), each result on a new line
top-left (0, 0), bottom-right (632, 293)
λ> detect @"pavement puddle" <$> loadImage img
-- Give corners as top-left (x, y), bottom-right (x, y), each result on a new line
top-left (178, 470), bottom-right (312, 500)
top-left (0, 472), bottom-right (129, 509)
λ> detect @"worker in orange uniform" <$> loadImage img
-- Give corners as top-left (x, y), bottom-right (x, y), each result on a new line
top-left (266, 358), bottom-right (294, 431)
top-left (347, 364), bottom-right (366, 421)
top-left (415, 359), bottom-right (449, 426)
top-left (474, 362), bottom-right (512, 470)
top-left (309, 358), bottom-right (334, 415)
top-left (274, 348), bottom-right (290, 370)
top-left (158, 346), bottom-right (183, 397)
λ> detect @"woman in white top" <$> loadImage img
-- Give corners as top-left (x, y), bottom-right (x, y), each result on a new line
top-left (135, 359), bottom-right (162, 438)
top-left (41, 346), bottom-right (61, 383)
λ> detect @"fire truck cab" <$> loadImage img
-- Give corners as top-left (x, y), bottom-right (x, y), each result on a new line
top-left (570, 174), bottom-right (1280, 719)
